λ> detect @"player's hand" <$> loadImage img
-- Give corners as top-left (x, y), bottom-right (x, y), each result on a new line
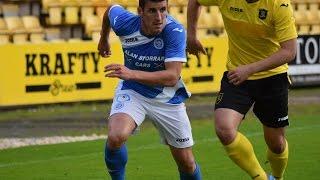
top-left (104, 64), bottom-right (133, 80)
top-left (98, 37), bottom-right (111, 58)
top-left (227, 65), bottom-right (253, 86)
top-left (186, 37), bottom-right (206, 55)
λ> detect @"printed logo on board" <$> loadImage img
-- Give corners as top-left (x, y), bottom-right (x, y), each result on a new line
top-left (26, 79), bottom-right (101, 96)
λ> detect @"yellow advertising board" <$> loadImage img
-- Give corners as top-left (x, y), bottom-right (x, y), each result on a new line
top-left (181, 37), bottom-right (228, 94)
top-left (0, 37), bottom-right (228, 107)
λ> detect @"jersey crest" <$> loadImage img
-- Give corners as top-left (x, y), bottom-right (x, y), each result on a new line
top-left (154, 38), bottom-right (164, 49)
top-left (258, 9), bottom-right (268, 20)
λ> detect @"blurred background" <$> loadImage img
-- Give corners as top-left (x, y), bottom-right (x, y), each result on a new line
top-left (0, 0), bottom-right (319, 43)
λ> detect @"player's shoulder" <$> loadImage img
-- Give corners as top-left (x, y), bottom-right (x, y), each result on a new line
top-left (271, 0), bottom-right (292, 8)
top-left (109, 4), bottom-right (139, 22)
top-left (109, 4), bottom-right (125, 15)
top-left (163, 15), bottom-right (186, 36)
top-left (109, 4), bottom-right (140, 35)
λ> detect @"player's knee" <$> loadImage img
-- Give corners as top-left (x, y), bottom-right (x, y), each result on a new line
top-left (179, 158), bottom-right (196, 174)
top-left (107, 133), bottom-right (128, 148)
top-left (215, 127), bottom-right (237, 145)
top-left (268, 140), bottom-right (286, 154)
top-left (266, 135), bottom-right (286, 154)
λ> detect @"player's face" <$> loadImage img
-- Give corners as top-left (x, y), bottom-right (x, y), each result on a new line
top-left (139, 1), bottom-right (167, 36)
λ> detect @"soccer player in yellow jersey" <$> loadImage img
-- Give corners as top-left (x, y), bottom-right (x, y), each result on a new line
top-left (187, 0), bottom-right (297, 179)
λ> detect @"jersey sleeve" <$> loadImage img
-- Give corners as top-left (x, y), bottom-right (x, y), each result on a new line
top-left (273, 0), bottom-right (297, 42)
top-left (197, 0), bottom-right (221, 6)
top-left (108, 5), bottom-right (135, 35)
top-left (164, 24), bottom-right (187, 63)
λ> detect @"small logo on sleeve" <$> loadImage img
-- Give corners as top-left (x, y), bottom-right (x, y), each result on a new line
top-left (172, 28), bottom-right (183, 32)
top-left (113, 16), bottom-right (118, 25)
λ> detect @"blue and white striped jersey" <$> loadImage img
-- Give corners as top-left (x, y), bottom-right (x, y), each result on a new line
top-left (108, 5), bottom-right (190, 104)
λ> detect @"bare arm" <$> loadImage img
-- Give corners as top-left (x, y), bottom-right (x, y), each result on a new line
top-left (187, 0), bottom-right (201, 41)
top-left (105, 62), bottom-right (183, 87)
top-left (98, 5), bottom-right (113, 57)
top-left (186, 0), bottom-right (206, 55)
top-left (228, 38), bottom-right (297, 85)
top-left (249, 38), bottom-right (297, 73)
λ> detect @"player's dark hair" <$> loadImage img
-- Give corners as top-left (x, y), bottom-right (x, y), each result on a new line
top-left (139, 0), bottom-right (168, 9)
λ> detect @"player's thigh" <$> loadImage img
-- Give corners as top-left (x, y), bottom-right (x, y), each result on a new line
top-left (214, 72), bottom-right (253, 129)
top-left (253, 73), bottom-right (290, 128)
top-left (109, 90), bottom-right (147, 136)
top-left (108, 113), bottom-right (137, 138)
top-left (214, 108), bottom-right (243, 132)
top-left (148, 103), bottom-right (194, 148)
top-left (215, 71), bottom-right (253, 115)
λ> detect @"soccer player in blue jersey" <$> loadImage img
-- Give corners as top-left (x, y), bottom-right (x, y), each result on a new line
top-left (98, 0), bottom-right (202, 180)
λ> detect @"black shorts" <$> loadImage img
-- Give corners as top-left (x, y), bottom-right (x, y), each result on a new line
top-left (214, 71), bottom-right (290, 128)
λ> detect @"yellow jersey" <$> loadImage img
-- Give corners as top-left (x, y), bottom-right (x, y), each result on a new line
top-left (198, 0), bottom-right (297, 79)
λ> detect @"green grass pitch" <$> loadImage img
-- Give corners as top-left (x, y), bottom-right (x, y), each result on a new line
top-left (1, 102), bottom-right (320, 180)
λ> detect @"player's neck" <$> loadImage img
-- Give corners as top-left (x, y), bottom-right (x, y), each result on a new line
top-left (140, 24), bottom-right (152, 37)
top-left (140, 21), bottom-right (157, 37)
top-left (246, 0), bottom-right (259, 3)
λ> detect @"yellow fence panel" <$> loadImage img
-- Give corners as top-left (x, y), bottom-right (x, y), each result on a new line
top-left (0, 37), bottom-right (228, 107)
